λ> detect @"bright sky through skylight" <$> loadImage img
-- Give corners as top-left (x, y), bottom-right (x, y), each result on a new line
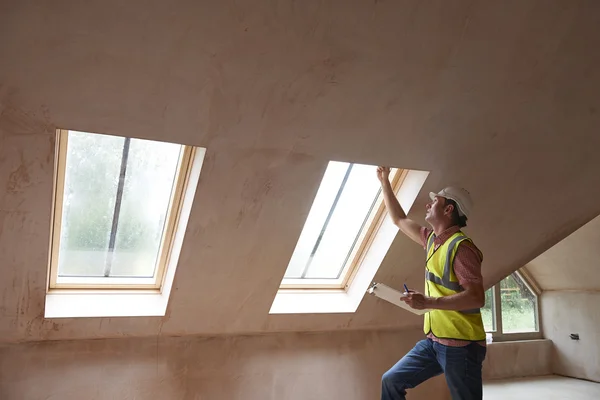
top-left (284, 161), bottom-right (381, 279)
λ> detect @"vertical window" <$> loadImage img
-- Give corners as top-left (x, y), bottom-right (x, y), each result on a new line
top-left (49, 129), bottom-right (194, 289)
top-left (500, 273), bottom-right (538, 333)
top-left (280, 161), bottom-right (406, 289)
top-left (481, 288), bottom-right (496, 333)
top-left (483, 270), bottom-right (540, 340)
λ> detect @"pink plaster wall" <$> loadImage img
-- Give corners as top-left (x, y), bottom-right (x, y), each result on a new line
top-left (542, 291), bottom-right (600, 383)
top-left (526, 215), bottom-right (600, 291)
top-left (0, 329), bottom-right (451, 400)
top-left (483, 340), bottom-right (552, 380)
top-left (0, 328), bottom-right (557, 399)
top-left (1, 0), bottom-right (600, 343)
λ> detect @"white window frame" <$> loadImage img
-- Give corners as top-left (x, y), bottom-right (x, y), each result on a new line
top-left (486, 269), bottom-right (542, 342)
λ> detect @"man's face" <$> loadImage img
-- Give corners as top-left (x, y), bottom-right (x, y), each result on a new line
top-left (425, 196), bottom-right (447, 223)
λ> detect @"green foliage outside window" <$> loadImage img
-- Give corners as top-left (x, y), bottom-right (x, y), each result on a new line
top-left (480, 272), bottom-right (537, 334)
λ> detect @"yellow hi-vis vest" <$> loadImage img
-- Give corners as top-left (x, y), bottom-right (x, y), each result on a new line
top-left (423, 231), bottom-right (486, 341)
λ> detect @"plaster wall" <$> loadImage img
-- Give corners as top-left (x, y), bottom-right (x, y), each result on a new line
top-left (541, 291), bottom-right (600, 383)
top-left (0, 329), bottom-right (556, 399)
top-left (1, 0), bottom-right (600, 342)
top-left (483, 339), bottom-right (552, 381)
top-left (526, 215), bottom-right (600, 291)
top-left (0, 329), bottom-right (451, 400)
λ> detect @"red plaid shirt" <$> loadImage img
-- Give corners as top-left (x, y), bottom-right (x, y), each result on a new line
top-left (420, 226), bottom-right (486, 347)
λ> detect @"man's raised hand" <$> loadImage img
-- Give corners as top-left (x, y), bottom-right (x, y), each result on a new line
top-left (376, 166), bottom-right (391, 183)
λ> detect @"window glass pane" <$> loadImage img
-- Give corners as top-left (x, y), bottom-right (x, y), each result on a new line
top-left (110, 139), bottom-right (181, 277)
top-left (57, 130), bottom-right (182, 279)
top-left (500, 273), bottom-right (538, 333)
top-left (481, 288), bottom-right (495, 332)
top-left (284, 162), bottom-right (381, 279)
top-left (58, 132), bottom-right (123, 277)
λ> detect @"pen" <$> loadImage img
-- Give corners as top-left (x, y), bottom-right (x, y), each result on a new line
top-left (403, 283), bottom-right (410, 294)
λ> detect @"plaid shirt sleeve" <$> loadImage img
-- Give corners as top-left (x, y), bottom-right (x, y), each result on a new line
top-left (420, 226), bottom-right (432, 249)
top-left (453, 241), bottom-right (483, 287)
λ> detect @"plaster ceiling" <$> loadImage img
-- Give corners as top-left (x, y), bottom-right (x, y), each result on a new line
top-left (1, 0), bottom-right (599, 342)
top-left (526, 215), bottom-right (600, 291)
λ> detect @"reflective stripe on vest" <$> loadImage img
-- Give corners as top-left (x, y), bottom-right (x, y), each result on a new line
top-left (426, 233), bottom-right (480, 315)
top-left (424, 230), bottom-right (486, 341)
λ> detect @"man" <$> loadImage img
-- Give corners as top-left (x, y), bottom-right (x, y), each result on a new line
top-left (376, 166), bottom-right (487, 400)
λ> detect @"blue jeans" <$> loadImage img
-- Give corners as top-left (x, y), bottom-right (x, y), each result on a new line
top-left (381, 339), bottom-right (486, 400)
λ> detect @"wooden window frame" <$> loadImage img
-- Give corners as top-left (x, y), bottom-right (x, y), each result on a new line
top-left (487, 269), bottom-right (543, 342)
top-left (280, 168), bottom-right (408, 291)
top-left (47, 129), bottom-right (195, 291)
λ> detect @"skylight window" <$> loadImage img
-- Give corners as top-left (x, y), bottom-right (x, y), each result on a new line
top-left (48, 129), bottom-right (195, 290)
top-left (280, 161), bottom-right (406, 289)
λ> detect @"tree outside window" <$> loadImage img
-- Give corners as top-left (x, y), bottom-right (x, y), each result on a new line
top-left (480, 271), bottom-right (539, 339)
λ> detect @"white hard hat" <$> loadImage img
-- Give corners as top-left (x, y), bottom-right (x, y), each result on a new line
top-left (429, 187), bottom-right (473, 217)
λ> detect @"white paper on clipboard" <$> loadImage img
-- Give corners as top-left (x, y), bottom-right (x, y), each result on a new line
top-left (367, 282), bottom-right (431, 315)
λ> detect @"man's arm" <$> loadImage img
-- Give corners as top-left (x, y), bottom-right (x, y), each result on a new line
top-left (427, 282), bottom-right (485, 310)
top-left (400, 282), bottom-right (485, 311)
top-left (377, 166), bottom-right (423, 245)
top-left (401, 242), bottom-right (486, 311)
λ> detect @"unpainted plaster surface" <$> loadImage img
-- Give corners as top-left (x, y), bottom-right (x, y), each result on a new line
top-left (0, 328), bottom-right (554, 399)
top-left (527, 215), bottom-right (600, 291)
top-left (0, 329), bottom-right (554, 399)
top-left (482, 340), bottom-right (552, 381)
top-left (542, 291), bottom-right (600, 383)
top-left (0, 329), bottom-right (451, 400)
top-left (1, 1), bottom-right (600, 341)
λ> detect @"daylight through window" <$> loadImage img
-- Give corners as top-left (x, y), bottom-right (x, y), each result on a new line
top-left (280, 161), bottom-right (406, 289)
top-left (500, 273), bottom-right (538, 333)
top-left (481, 287), bottom-right (496, 332)
top-left (48, 129), bottom-right (194, 289)
top-left (482, 270), bottom-right (540, 339)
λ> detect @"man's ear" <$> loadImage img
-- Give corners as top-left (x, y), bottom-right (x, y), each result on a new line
top-left (444, 203), bottom-right (454, 216)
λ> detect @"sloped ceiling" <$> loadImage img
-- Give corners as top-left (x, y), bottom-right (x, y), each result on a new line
top-left (526, 215), bottom-right (600, 291)
top-left (1, 0), bottom-right (600, 342)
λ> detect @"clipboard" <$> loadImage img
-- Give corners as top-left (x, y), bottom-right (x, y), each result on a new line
top-left (367, 282), bottom-right (431, 315)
